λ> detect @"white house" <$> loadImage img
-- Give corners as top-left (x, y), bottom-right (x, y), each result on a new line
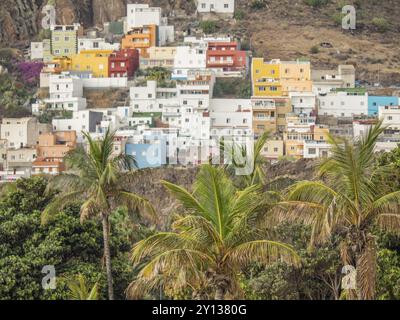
top-left (30, 42), bottom-right (44, 60)
top-left (126, 4), bottom-right (162, 30)
top-left (44, 73), bottom-right (87, 112)
top-left (0, 118), bottom-right (50, 149)
top-left (78, 38), bottom-right (120, 52)
top-left (289, 92), bottom-right (316, 116)
top-left (172, 46), bottom-right (207, 80)
top-left (318, 89), bottom-right (368, 117)
top-left (379, 105), bottom-right (400, 132)
top-left (303, 140), bottom-right (331, 159)
top-left (52, 110), bottom-right (103, 142)
top-left (209, 99), bottom-right (253, 140)
top-left (312, 65), bottom-right (356, 95)
top-left (196, 0), bottom-right (235, 15)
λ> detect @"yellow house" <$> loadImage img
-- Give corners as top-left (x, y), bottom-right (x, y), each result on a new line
top-left (262, 139), bottom-right (284, 160)
top-left (252, 58), bottom-right (312, 97)
top-left (313, 125), bottom-right (330, 141)
top-left (252, 58), bottom-right (282, 97)
top-left (71, 50), bottom-right (113, 78)
top-left (52, 57), bottom-right (72, 71)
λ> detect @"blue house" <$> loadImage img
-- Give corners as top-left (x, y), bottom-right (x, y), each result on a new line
top-left (368, 96), bottom-right (399, 116)
top-left (125, 142), bottom-right (166, 169)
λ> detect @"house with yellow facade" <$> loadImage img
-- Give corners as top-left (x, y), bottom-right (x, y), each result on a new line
top-left (140, 46), bottom-right (177, 69)
top-left (252, 58), bottom-right (312, 97)
top-left (71, 50), bottom-right (113, 78)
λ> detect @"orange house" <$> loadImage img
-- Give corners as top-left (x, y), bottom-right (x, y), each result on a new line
top-left (121, 24), bottom-right (157, 58)
top-left (33, 131), bottom-right (77, 175)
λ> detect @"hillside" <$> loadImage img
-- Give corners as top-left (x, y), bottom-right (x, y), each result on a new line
top-left (0, 0), bottom-right (399, 85)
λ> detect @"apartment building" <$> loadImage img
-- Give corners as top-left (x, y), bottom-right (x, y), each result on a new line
top-left (209, 99), bottom-right (253, 140)
top-left (312, 65), bottom-right (355, 95)
top-left (52, 110), bottom-right (104, 142)
top-left (32, 131), bottom-right (77, 175)
top-left (206, 40), bottom-right (248, 77)
top-left (44, 73), bottom-right (87, 112)
top-left (318, 88), bottom-right (369, 117)
top-left (127, 4), bottom-right (162, 31)
top-left (71, 50), bottom-right (113, 78)
top-left (289, 91), bottom-right (316, 116)
top-left (109, 49), bottom-right (140, 78)
top-left (251, 98), bottom-right (277, 138)
top-left (368, 96), bottom-right (399, 116)
top-left (122, 25), bottom-right (157, 58)
top-left (0, 118), bottom-right (51, 149)
top-left (140, 47), bottom-right (177, 69)
top-left (78, 37), bottom-right (120, 52)
top-left (50, 24), bottom-right (81, 57)
top-left (172, 46), bottom-right (207, 80)
top-left (261, 139), bottom-right (285, 160)
top-left (252, 58), bottom-right (312, 97)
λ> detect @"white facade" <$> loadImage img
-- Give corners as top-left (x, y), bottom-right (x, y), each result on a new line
top-left (30, 42), bottom-right (44, 60)
top-left (289, 92), bottom-right (316, 116)
top-left (0, 118), bottom-right (50, 149)
top-left (196, 0), bottom-right (235, 14)
top-left (45, 73), bottom-right (87, 112)
top-left (127, 4), bottom-right (162, 31)
top-left (158, 25), bottom-right (175, 46)
top-left (312, 65), bottom-right (356, 95)
top-left (379, 105), bottom-right (400, 131)
top-left (78, 38), bottom-right (120, 52)
top-left (303, 141), bottom-right (331, 159)
top-left (52, 110), bottom-right (103, 142)
top-left (318, 91), bottom-right (368, 117)
top-left (172, 46), bottom-right (207, 80)
top-left (210, 99), bottom-right (253, 139)
top-left (353, 121), bottom-right (374, 140)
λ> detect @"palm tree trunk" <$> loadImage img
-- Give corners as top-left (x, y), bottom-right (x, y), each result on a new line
top-left (102, 214), bottom-right (115, 300)
top-left (214, 286), bottom-right (225, 300)
top-left (355, 235), bottom-right (377, 300)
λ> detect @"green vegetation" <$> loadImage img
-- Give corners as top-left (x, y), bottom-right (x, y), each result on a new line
top-left (303, 0), bottom-right (330, 7)
top-left (1, 123), bottom-right (400, 300)
top-left (42, 129), bottom-right (156, 300)
top-left (310, 45), bottom-right (320, 54)
top-left (213, 78), bottom-right (252, 99)
top-left (250, 0), bottom-right (267, 9)
top-left (199, 20), bottom-right (217, 34)
top-left (372, 17), bottom-right (390, 33)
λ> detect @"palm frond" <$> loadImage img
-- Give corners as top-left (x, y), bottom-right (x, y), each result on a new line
top-left (41, 191), bottom-right (83, 224)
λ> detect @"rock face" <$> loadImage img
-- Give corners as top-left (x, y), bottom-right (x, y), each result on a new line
top-left (0, 0), bottom-right (195, 46)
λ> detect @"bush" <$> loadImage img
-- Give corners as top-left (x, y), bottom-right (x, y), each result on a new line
top-left (250, 0), bottom-right (266, 9)
top-left (199, 20), bottom-right (217, 34)
top-left (234, 10), bottom-right (245, 20)
top-left (372, 17), bottom-right (389, 33)
top-left (310, 46), bottom-right (320, 54)
top-left (304, 0), bottom-right (329, 7)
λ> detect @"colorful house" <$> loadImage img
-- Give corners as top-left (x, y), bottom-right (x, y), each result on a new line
top-left (206, 41), bottom-right (247, 74)
top-left (121, 25), bottom-right (157, 58)
top-left (109, 49), bottom-right (139, 78)
top-left (252, 58), bottom-right (312, 97)
top-left (125, 142), bottom-right (166, 169)
top-left (71, 50), bottom-right (113, 78)
top-left (50, 24), bottom-right (81, 57)
top-left (368, 96), bottom-right (399, 116)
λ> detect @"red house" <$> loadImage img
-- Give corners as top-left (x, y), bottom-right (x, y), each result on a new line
top-left (108, 48), bottom-right (139, 78)
top-left (206, 41), bottom-right (248, 73)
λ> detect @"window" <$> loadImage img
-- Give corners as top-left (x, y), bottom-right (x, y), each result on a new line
top-left (274, 147), bottom-right (278, 152)
top-left (308, 148), bottom-right (316, 155)
top-left (65, 37), bottom-right (69, 41)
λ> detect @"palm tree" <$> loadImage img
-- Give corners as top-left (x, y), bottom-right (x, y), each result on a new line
top-left (42, 128), bottom-right (155, 300)
top-left (281, 122), bottom-right (400, 300)
top-left (65, 274), bottom-right (99, 300)
top-left (127, 164), bottom-right (299, 300)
